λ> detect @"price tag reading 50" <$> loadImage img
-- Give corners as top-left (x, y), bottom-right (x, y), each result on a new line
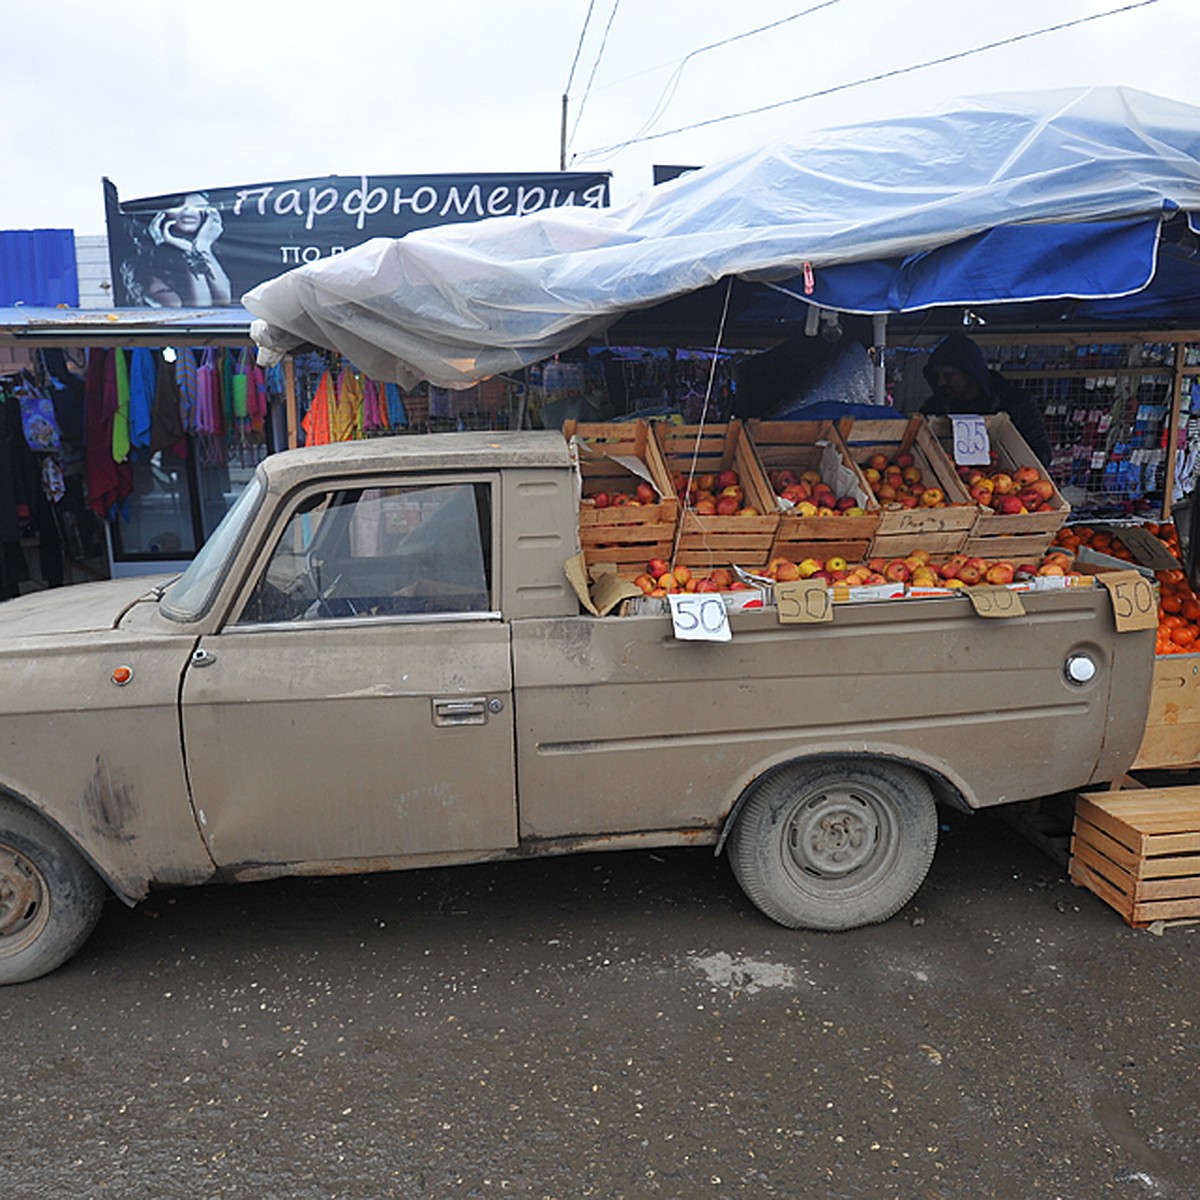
top-left (775, 579), bottom-right (833, 624)
top-left (668, 592), bottom-right (732, 642)
top-left (950, 414), bottom-right (991, 466)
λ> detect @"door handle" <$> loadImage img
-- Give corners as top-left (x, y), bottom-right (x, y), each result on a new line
top-left (433, 697), bottom-right (488, 727)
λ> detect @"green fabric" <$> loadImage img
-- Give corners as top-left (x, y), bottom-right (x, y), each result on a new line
top-left (232, 372), bottom-right (249, 419)
top-left (112, 348), bottom-right (130, 463)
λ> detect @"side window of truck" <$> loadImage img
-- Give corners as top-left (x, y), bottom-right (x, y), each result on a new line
top-left (235, 480), bottom-right (494, 623)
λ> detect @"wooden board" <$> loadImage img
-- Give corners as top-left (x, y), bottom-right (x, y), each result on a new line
top-left (1069, 787), bottom-right (1200, 927)
top-left (564, 419), bottom-right (680, 577)
top-left (656, 421), bottom-right (779, 569)
top-left (746, 419), bottom-right (881, 548)
top-left (1132, 653), bottom-right (1200, 770)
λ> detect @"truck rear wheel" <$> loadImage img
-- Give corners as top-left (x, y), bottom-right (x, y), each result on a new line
top-left (728, 758), bottom-right (937, 931)
top-left (0, 798), bottom-right (106, 985)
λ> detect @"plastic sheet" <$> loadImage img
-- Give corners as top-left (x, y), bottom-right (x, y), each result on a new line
top-left (245, 87), bottom-right (1200, 390)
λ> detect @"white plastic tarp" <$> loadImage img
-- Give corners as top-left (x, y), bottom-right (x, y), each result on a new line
top-left (244, 87), bottom-right (1200, 389)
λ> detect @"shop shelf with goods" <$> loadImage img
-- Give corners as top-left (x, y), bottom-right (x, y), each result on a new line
top-left (921, 337), bottom-right (1200, 521)
top-left (745, 418), bottom-right (880, 565)
top-left (654, 420), bottom-right (778, 571)
top-left (563, 418), bottom-right (679, 578)
top-left (839, 414), bottom-right (977, 560)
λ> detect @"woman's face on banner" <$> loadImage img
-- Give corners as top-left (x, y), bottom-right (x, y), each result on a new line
top-left (165, 193), bottom-right (209, 238)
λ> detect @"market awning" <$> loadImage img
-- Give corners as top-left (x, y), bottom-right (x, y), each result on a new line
top-left (243, 86), bottom-right (1200, 389)
top-left (0, 304), bottom-right (254, 346)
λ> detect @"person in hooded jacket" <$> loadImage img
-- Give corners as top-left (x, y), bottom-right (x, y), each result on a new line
top-left (920, 332), bottom-right (1054, 468)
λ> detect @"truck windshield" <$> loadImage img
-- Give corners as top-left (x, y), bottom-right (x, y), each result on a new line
top-left (160, 475), bottom-right (265, 622)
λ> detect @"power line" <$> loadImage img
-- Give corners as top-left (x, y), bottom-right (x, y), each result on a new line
top-left (563, 0), bottom-right (597, 96)
top-left (572, 0), bottom-right (1163, 163)
top-left (569, 0), bottom-right (623, 152)
top-left (625, 2), bottom-right (844, 146)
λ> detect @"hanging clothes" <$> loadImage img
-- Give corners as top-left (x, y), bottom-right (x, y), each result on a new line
top-left (301, 369), bottom-right (334, 446)
top-left (150, 354), bottom-right (187, 455)
top-left (194, 349), bottom-right (225, 465)
top-left (331, 367), bottom-right (362, 442)
top-left (127, 348), bottom-right (156, 451)
top-left (176, 349), bottom-right (199, 433)
top-left (84, 349), bottom-right (133, 520)
top-left (111, 348), bottom-right (131, 464)
top-left (385, 383), bottom-right (407, 427)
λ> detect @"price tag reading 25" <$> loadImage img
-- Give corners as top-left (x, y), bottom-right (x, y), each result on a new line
top-left (950, 414), bottom-right (990, 466)
top-left (775, 579), bottom-right (833, 624)
top-left (668, 592), bottom-right (732, 642)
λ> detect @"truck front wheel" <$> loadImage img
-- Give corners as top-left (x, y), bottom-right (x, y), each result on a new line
top-left (728, 758), bottom-right (938, 931)
top-left (0, 798), bottom-right (106, 985)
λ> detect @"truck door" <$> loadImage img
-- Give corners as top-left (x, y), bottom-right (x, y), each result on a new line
top-left (180, 475), bottom-right (517, 867)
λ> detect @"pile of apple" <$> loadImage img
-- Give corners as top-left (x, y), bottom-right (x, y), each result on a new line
top-left (768, 469), bottom-right (866, 518)
top-left (584, 480), bottom-right (661, 509)
top-left (632, 558), bottom-right (757, 597)
top-left (757, 548), bottom-right (1079, 588)
top-left (673, 469), bottom-right (761, 517)
top-left (860, 452), bottom-right (947, 509)
top-left (958, 462), bottom-right (1058, 515)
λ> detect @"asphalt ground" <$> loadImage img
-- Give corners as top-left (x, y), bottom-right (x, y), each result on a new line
top-left (2, 806), bottom-right (1196, 1200)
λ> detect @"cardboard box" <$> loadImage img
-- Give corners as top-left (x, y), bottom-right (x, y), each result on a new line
top-left (654, 420), bottom-right (780, 571)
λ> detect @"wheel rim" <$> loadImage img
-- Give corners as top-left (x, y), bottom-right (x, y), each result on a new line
top-left (781, 782), bottom-right (898, 892)
top-left (0, 843), bottom-right (50, 958)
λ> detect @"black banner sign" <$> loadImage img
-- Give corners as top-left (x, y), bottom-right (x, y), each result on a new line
top-left (104, 171), bottom-right (611, 308)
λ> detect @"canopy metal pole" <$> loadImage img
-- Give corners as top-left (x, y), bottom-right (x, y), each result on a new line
top-left (872, 315), bottom-right (888, 405)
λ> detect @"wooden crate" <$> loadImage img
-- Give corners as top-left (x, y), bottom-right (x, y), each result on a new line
top-left (746, 418), bottom-right (880, 562)
top-left (654, 420), bottom-right (779, 570)
top-left (1132, 653), bottom-right (1200, 770)
top-left (841, 415), bottom-right (977, 555)
top-left (1070, 788), bottom-right (1200, 927)
top-left (926, 413), bottom-right (1070, 556)
top-left (564, 419), bottom-right (679, 577)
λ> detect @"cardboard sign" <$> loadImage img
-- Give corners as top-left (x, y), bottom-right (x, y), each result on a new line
top-left (1097, 570), bottom-right (1159, 632)
top-left (668, 592), bottom-right (732, 642)
top-left (950, 414), bottom-right (991, 466)
top-left (967, 586), bottom-right (1026, 618)
top-left (775, 579), bottom-right (833, 624)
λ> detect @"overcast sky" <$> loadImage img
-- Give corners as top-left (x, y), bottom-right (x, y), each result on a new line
top-left (3, 0), bottom-right (1198, 234)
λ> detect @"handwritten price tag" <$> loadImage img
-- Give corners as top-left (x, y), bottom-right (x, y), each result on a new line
top-left (1098, 570), bottom-right (1158, 632)
top-left (668, 593), bottom-right (732, 642)
top-left (950, 414), bottom-right (991, 466)
top-left (967, 586), bottom-right (1026, 618)
top-left (775, 579), bottom-right (833, 624)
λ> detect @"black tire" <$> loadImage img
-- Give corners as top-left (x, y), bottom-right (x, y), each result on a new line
top-left (728, 758), bottom-right (938, 931)
top-left (0, 798), bottom-right (107, 985)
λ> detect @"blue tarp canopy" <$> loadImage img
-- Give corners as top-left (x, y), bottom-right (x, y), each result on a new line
top-left (246, 86), bottom-right (1200, 389)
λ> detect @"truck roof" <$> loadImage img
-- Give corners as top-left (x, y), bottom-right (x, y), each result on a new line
top-left (259, 429), bottom-right (572, 491)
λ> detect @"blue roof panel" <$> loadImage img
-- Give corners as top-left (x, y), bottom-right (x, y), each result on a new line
top-left (0, 229), bottom-right (80, 307)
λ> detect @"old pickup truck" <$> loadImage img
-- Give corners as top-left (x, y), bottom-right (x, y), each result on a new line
top-left (0, 431), bottom-right (1155, 983)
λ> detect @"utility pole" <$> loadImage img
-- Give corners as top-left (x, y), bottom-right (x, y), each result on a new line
top-left (559, 94), bottom-right (568, 170)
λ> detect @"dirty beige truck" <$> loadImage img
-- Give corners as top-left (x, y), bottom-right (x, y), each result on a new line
top-left (0, 432), bottom-right (1155, 983)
